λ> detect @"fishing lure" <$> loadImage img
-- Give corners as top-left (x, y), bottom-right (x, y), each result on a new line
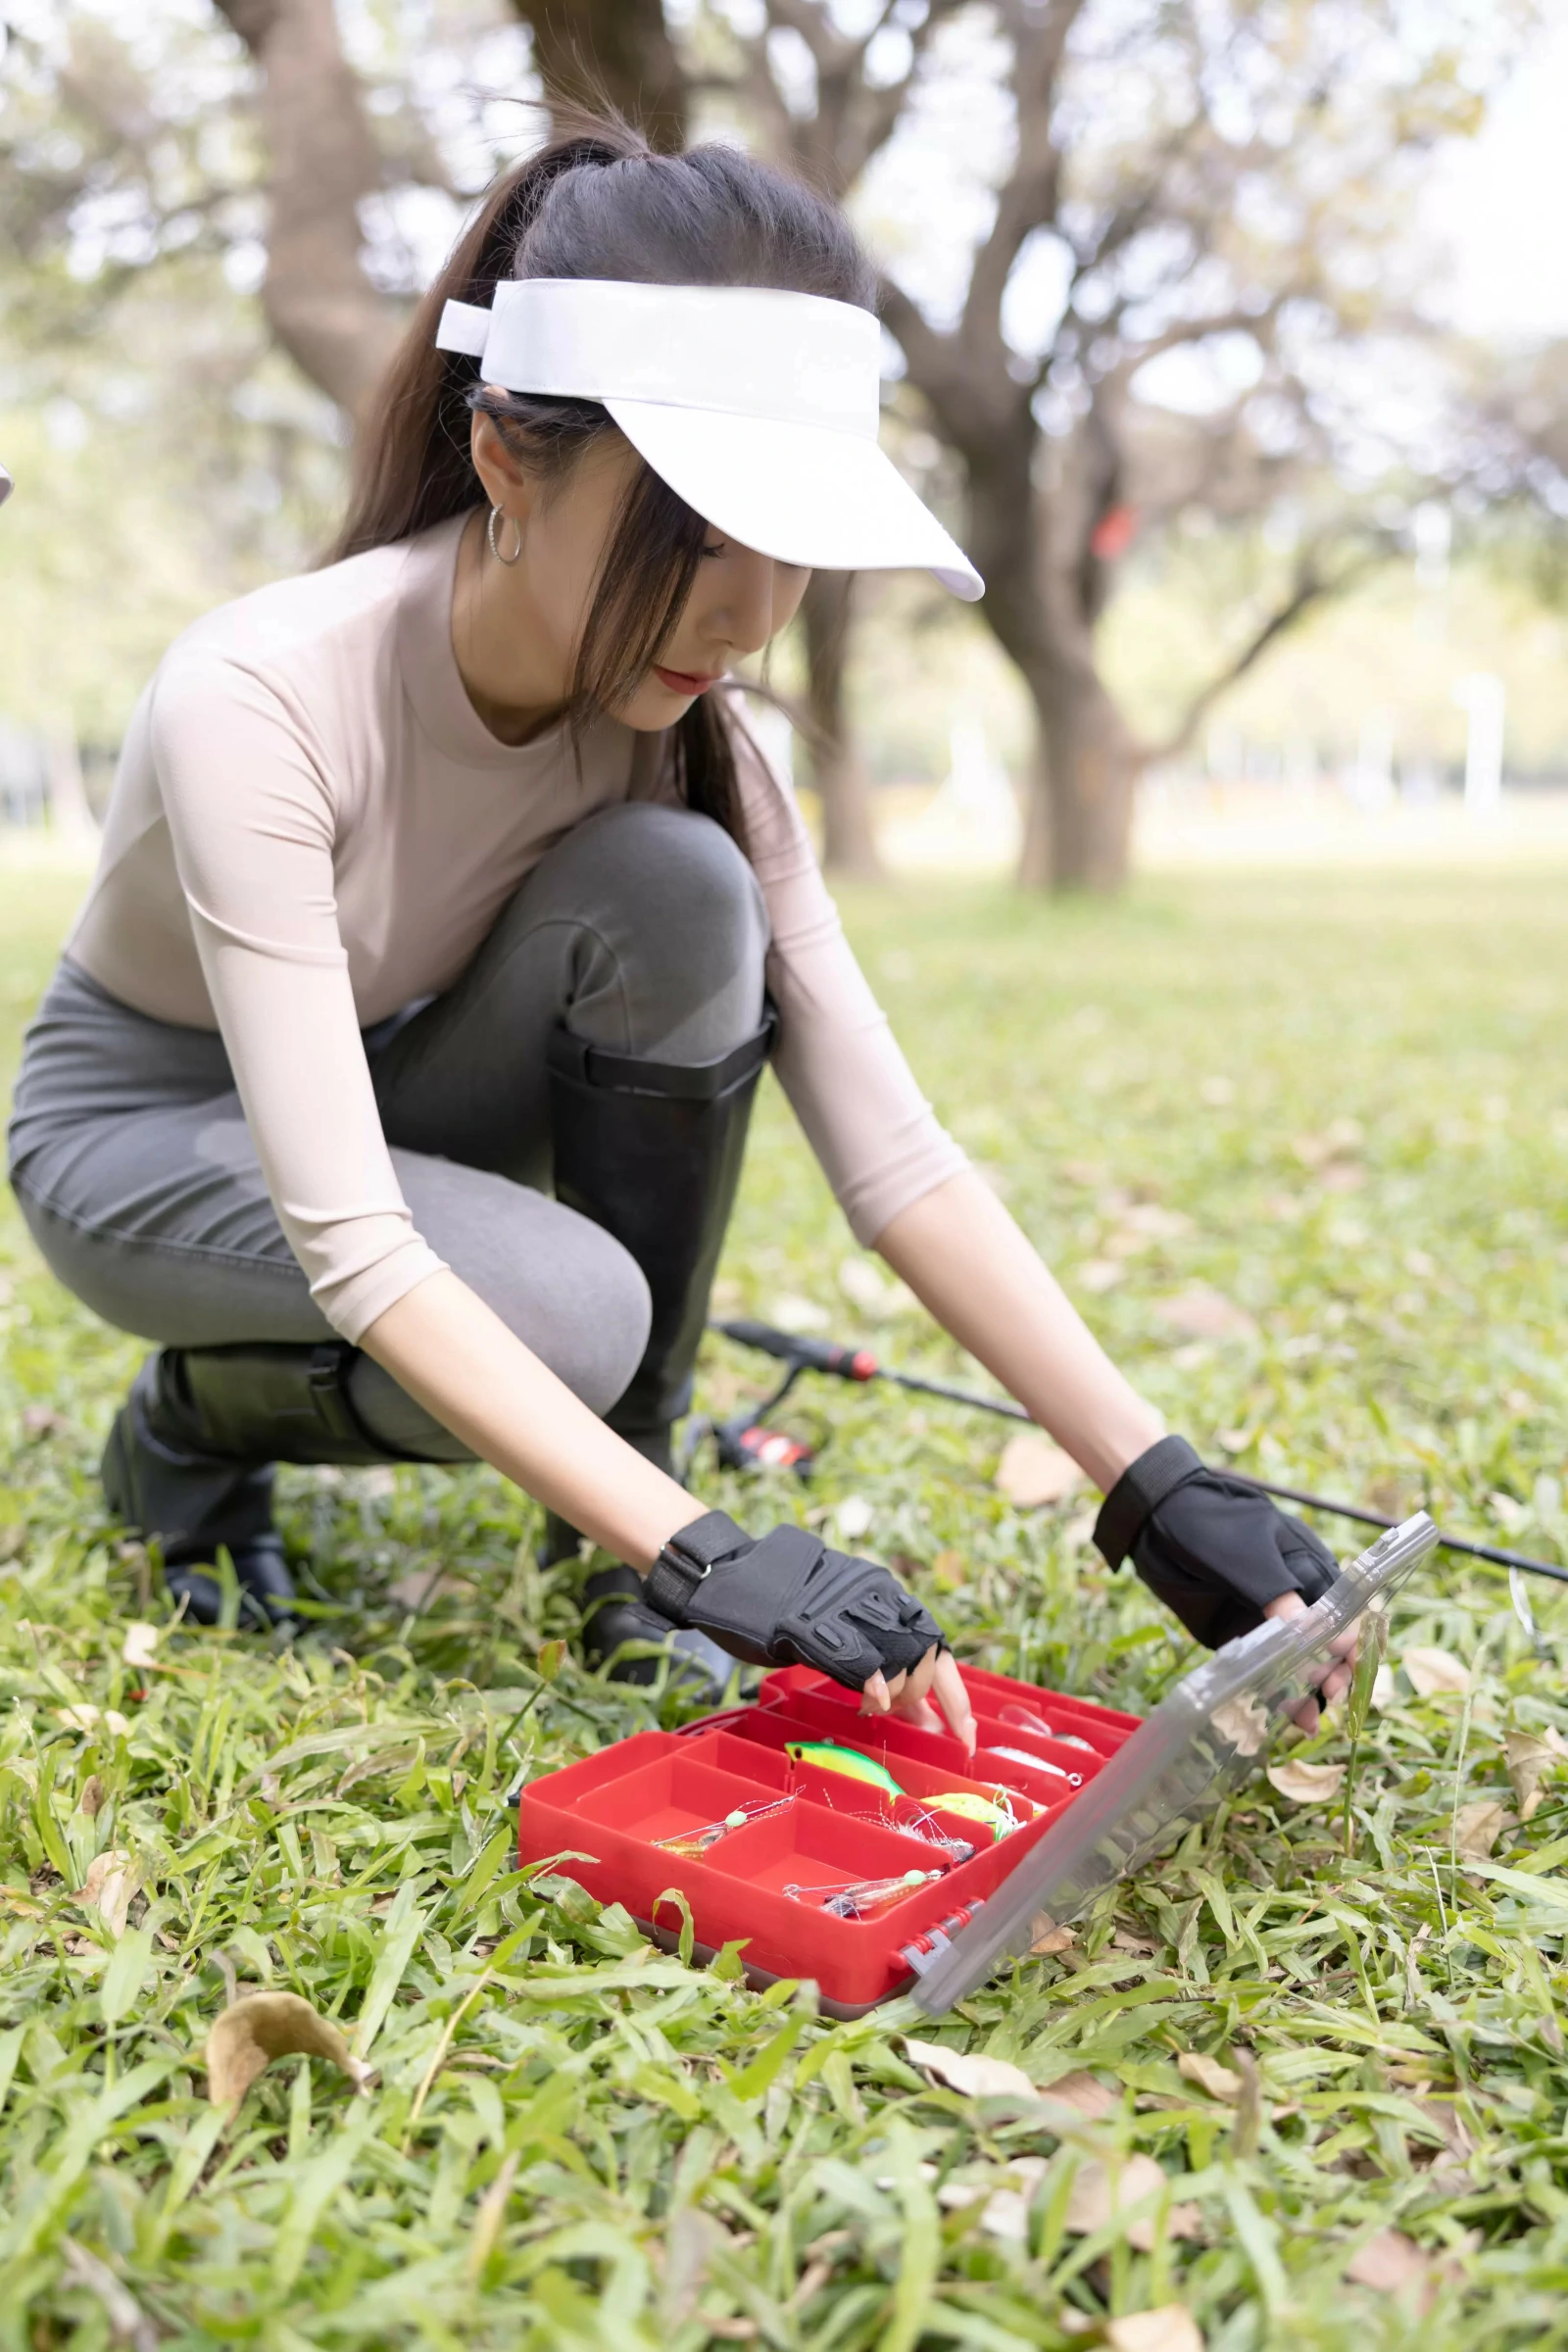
top-left (926, 1788), bottom-right (1038, 1840)
top-left (830, 1800), bottom-right (976, 1867)
top-left (988, 1743), bottom-right (1083, 1786)
top-left (653, 1792), bottom-right (795, 1857)
top-left (785, 1740), bottom-right (905, 1795)
top-left (785, 1867), bottom-right (942, 1920)
top-left (1001, 1703), bottom-right (1098, 1753)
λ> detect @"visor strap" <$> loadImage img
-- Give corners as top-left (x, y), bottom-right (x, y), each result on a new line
top-left (436, 299), bottom-right (491, 359)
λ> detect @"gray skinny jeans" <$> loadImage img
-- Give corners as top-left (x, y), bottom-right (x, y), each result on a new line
top-left (7, 802), bottom-right (769, 1459)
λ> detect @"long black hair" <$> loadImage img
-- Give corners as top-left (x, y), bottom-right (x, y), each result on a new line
top-left (328, 116), bottom-right (874, 844)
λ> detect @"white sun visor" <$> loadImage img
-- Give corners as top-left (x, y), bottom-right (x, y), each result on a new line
top-left (435, 277), bottom-right (982, 601)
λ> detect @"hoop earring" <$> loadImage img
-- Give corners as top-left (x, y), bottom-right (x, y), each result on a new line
top-left (487, 505), bottom-right (524, 566)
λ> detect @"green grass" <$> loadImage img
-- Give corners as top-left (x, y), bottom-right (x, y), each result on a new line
top-left (3, 859), bottom-right (1568, 2349)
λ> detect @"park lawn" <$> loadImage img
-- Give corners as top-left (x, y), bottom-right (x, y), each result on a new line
top-left (2, 857), bottom-right (1567, 2349)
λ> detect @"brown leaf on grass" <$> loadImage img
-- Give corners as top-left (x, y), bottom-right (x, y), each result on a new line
top-left (1039, 2070), bottom-right (1118, 2120)
top-left (1155, 1286), bottom-right (1258, 1343)
top-left (1402, 1646), bottom-right (1470, 1696)
top-left (121, 1620), bottom-right (159, 1670)
top-left (1504, 1730), bottom-right (1559, 1820)
top-left (1063, 2153), bottom-right (1202, 2249)
top-left (1452, 1798), bottom-right (1514, 1861)
top-left (204, 1989), bottom-right (373, 2108)
top-left (1345, 2229), bottom-right (1439, 2299)
top-left (1106, 2310), bottom-right (1204, 2352)
top-left (77, 1849), bottom-right (140, 1938)
top-left (904, 2038), bottom-right (1034, 2101)
top-left (57, 1703), bottom-right (131, 1740)
top-left (1266, 1759), bottom-right (1347, 1803)
top-left (1177, 2051), bottom-right (1242, 2103)
top-left (1030, 1921), bottom-right (1077, 1955)
top-left (77, 1775), bottom-right (105, 1820)
top-left (995, 1432), bottom-right (1084, 1508)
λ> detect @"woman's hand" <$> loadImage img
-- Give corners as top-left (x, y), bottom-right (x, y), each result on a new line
top-left (644, 1509), bottom-right (976, 1752)
top-left (1095, 1437), bottom-right (1340, 1650)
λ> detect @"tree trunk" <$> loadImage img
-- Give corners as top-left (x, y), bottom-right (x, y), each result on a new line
top-left (512, 1), bottom-right (688, 152)
top-left (801, 570), bottom-right (883, 880)
top-left (1018, 662), bottom-right (1143, 890)
top-left (214, 0), bottom-right (402, 420)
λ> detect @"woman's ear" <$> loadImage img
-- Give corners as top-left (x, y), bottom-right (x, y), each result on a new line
top-left (470, 402), bottom-right (533, 523)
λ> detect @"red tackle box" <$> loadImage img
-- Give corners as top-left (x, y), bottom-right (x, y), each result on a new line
top-left (517, 1656), bottom-right (1142, 2014)
top-left (517, 1513), bottom-right (1440, 2016)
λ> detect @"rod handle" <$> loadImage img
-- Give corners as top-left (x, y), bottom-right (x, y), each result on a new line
top-left (712, 1319), bottom-right (879, 1381)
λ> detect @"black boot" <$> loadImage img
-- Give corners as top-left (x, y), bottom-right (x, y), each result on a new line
top-left (102, 1344), bottom-right (399, 1629)
top-left (545, 1015), bottom-right (773, 1696)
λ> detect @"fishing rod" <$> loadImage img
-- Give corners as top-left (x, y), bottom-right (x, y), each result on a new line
top-left (710, 1317), bottom-right (1568, 1592)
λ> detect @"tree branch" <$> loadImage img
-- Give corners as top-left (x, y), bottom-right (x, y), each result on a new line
top-left (214, 0), bottom-right (402, 418)
top-left (1142, 539), bottom-right (1386, 766)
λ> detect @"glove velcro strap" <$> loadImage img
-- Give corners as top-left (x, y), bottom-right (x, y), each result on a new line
top-left (1094, 1436), bottom-right (1205, 1570)
top-left (645, 1508), bottom-right (755, 1623)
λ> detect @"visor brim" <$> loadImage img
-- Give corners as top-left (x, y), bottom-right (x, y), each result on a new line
top-left (604, 399), bottom-right (984, 602)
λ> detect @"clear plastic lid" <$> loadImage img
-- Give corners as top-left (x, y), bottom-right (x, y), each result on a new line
top-left (910, 1510), bottom-right (1438, 2014)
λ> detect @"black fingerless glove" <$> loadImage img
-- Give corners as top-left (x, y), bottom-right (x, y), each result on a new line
top-left (645, 1509), bottom-right (946, 1690)
top-left (1094, 1436), bottom-right (1340, 1649)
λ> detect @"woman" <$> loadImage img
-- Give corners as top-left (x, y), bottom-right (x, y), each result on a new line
top-left (7, 122), bottom-right (1348, 1742)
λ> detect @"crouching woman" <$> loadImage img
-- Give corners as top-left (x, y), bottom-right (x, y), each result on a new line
top-left (6, 122), bottom-right (1346, 1734)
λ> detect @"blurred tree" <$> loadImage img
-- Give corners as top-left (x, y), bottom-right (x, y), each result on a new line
top-left (710, 0), bottom-right (1525, 887)
top-left (210, 0), bottom-right (403, 418)
top-left (511, 0), bottom-right (688, 151)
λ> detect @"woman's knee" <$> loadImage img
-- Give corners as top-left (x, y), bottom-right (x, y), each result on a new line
top-left (564, 803), bottom-right (769, 1057)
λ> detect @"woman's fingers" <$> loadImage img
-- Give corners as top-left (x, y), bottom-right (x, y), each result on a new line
top-left (929, 1650), bottom-right (976, 1752)
top-left (859, 1650), bottom-right (976, 1754)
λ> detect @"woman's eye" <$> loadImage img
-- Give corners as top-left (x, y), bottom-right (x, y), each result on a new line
top-left (702, 542), bottom-right (728, 560)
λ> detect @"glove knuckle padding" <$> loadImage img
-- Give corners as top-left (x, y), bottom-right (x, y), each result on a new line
top-left (1133, 1470), bottom-right (1341, 1649)
top-left (655, 1513), bottom-right (944, 1691)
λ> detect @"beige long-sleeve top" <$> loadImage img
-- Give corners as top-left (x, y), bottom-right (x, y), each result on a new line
top-left (67, 513), bottom-right (963, 1343)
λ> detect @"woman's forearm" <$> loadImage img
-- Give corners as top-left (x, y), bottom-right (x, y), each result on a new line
top-left (875, 1169), bottom-right (1164, 1492)
top-left (360, 1270), bottom-right (694, 1568)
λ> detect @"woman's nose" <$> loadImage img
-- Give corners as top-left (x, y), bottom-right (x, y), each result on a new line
top-left (706, 550), bottom-right (778, 659)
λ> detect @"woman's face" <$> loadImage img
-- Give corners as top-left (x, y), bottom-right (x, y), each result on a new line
top-left (470, 413), bottom-right (809, 731)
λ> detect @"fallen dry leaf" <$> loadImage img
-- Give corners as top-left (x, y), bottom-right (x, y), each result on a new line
top-left (1452, 1798), bottom-right (1514, 1861)
top-left (1504, 1730), bottom-right (1558, 1820)
top-left (1064, 2153), bottom-right (1201, 2249)
top-left (77, 1774), bottom-right (105, 1820)
top-left (1402, 1646), bottom-right (1470, 1696)
top-left (1345, 2228), bottom-right (1435, 2297)
top-left (1155, 1286), bottom-right (1258, 1343)
top-left (1106, 2310), bottom-right (1204, 2352)
top-left (1038, 2070), bottom-right (1118, 2120)
top-left (77, 1848), bottom-right (139, 1938)
top-left (1266, 1759), bottom-right (1347, 1803)
top-left (1030, 1922), bottom-right (1077, 1955)
top-left (995, 1431), bottom-right (1083, 1508)
top-left (904, 2038), bottom-right (1034, 2101)
top-left (1177, 2051), bottom-right (1242, 2103)
top-left (57, 1704), bottom-right (131, 1740)
top-left (204, 1989), bottom-right (373, 2108)
top-left (1120, 1201), bottom-right (1194, 1241)
top-left (121, 1620), bottom-right (160, 1670)
top-left (1210, 1693), bottom-right (1270, 1756)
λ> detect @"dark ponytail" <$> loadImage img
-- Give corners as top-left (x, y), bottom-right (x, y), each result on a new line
top-left (328, 115), bottom-right (873, 848)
